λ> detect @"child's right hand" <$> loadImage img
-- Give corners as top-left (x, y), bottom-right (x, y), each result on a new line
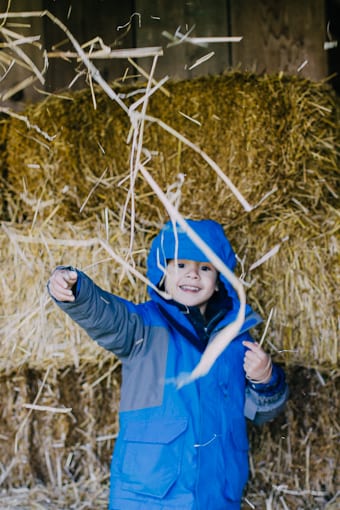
top-left (48, 268), bottom-right (78, 302)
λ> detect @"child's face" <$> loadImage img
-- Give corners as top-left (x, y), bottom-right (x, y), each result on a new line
top-left (164, 259), bottom-right (219, 315)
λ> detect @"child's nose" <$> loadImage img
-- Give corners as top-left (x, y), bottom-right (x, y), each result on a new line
top-left (186, 265), bottom-right (199, 277)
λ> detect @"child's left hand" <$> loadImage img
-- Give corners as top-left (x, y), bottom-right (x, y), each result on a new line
top-left (242, 341), bottom-right (272, 383)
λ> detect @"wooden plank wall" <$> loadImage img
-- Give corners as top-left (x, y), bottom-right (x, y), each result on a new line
top-left (0, 0), bottom-right (336, 109)
top-left (42, 0), bottom-right (135, 91)
top-left (135, 0), bottom-right (231, 79)
top-left (230, 0), bottom-right (328, 79)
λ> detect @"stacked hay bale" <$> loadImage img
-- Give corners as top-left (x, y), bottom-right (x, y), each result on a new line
top-left (0, 115), bottom-right (10, 221)
top-left (0, 73), bottom-right (339, 509)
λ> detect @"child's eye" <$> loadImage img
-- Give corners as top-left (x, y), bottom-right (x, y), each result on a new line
top-left (201, 265), bottom-right (212, 271)
top-left (177, 262), bottom-right (185, 268)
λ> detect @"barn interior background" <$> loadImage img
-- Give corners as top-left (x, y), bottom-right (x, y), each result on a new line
top-left (0, 0), bottom-right (339, 509)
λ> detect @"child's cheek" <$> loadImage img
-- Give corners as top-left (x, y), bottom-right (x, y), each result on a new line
top-left (164, 276), bottom-right (175, 297)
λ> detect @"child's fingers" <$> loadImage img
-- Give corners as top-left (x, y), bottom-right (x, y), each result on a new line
top-left (57, 270), bottom-right (77, 287)
top-left (243, 340), bottom-right (264, 354)
top-left (243, 341), bottom-right (272, 382)
top-left (57, 270), bottom-right (77, 286)
top-left (48, 269), bottom-right (77, 301)
top-left (50, 285), bottom-right (75, 301)
top-left (243, 341), bottom-right (267, 365)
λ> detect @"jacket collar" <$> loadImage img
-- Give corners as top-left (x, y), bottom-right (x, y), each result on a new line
top-left (152, 286), bottom-right (262, 353)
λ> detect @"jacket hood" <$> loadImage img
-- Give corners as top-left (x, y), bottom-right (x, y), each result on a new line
top-left (147, 219), bottom-right (239, 308)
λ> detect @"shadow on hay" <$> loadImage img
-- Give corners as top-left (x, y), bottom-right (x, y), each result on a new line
top-left (0, 363), bottom-right (121, 487)
top-left (247, 366), bottom-right (339, 508)
top-left (1, 364), bottom-right (339, 510)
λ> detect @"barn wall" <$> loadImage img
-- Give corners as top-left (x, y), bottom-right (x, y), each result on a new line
top-left (135, 0), bottom-right (231, 80)
top-left (42, 0), bottom-right (135, 92)
top-left (230, 0), bottom-right (328, 79)
top-left (0, 0), bottom-right (336, 110)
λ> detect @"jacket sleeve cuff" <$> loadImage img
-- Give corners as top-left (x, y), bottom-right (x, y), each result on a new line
top-left (244, 364), bottom-right (289, 424)
top-left (247, 363), bottom-right (284, 396)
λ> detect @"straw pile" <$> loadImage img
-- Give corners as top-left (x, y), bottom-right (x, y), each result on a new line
top-left (0, 359), bottom-right (118, 507)
top-left (247, 367), bottom-right (339, 509)
top-left (4, 74), bottom-right (339, 225)
top-left (2, 73), bottom-right (339, 369)
top-left (0, 362), bottom-right (338, 509)
top-left (0, 217), bottom-right (151, 373)
top-left (0, 73), bottom-right (339, 509)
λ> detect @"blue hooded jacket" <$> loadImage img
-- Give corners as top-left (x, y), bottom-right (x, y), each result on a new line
top-left (51, 219), bottom-right (288, 510)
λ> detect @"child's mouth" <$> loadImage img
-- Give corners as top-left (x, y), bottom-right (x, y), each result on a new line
top-left (180, 285), bottom-right (200, 292)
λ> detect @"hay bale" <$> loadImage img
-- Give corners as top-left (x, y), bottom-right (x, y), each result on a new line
top-left (2, 76), bottom-right (338, 368)
top-left (246, 367), bottom-right (340, 510)
top-left (0, 362), bottom-right (119, 503)
top-left (245, 208), bottom-right (339, 368)
top-left (0, 365), bottom-right (338, 510)
top-left (3, 73), bottom-right (338, 226)
top-left (1, 210), bottom-right (338, 371)
top-left (0, 217), bottom-right (151, 373)
top-left (4, 86), bottom-right (132, 222)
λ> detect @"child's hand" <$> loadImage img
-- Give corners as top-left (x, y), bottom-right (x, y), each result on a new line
top-left (242, 341), bottom-right (272, 383)
top-left (48, 268), bottom-right (78, 302)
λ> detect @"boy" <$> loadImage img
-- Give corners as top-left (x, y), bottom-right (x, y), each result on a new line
top-left (48, 219), bottom-right (288, 510)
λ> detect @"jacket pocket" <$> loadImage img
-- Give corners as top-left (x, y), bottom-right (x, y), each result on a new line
top-left (120, 418), bottom-right (188, 498)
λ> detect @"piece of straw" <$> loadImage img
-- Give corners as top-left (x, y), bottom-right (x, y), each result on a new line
top-left (139, 163), bottom-right (246, 386)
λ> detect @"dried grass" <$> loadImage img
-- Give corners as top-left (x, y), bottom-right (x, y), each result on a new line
top-left (245, 208), bottom-right (339, 369)
top-left (2, 74), bottom-right (338, 373)
top-left (0, 8), bottom-right (339, 508)
top-left (3, 74), bottom-right (338, 223)
top-left (0, 362), bottom-right (118, 506)
top-left (0, 217), bottom-right (152, 373)
top-left (0, 365), bottom-right (338, 509)
top-left (0, 206), bottom-right (338, 373)
top-left (247, 367), bottom-right (340, 510)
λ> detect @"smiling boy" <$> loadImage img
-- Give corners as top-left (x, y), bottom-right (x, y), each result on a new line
top-left (48, 219), bottom-right (288, 509)
top-left (164, 259), bottom-right (219, 313)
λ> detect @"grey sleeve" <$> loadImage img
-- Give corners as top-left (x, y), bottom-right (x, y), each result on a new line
top-left (48, 269), bottom-right (145, 358)
top-left (244, 364), bottom-right (289, 425)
